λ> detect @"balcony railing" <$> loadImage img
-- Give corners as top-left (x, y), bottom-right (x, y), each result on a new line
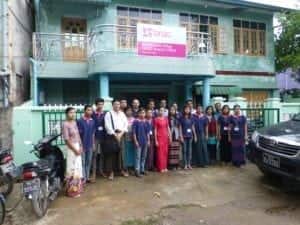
top-left (33, 24), bottom-right (212, 61)
top-left (89, 24), bottom-right (212, 57)
top-left (33, 33), bottom-right (87, 61)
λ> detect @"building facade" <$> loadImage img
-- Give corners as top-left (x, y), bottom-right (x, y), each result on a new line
top-left (32, 0), bottom-right (283, 108)
top-left (0, 0), bottom-right (33, 149)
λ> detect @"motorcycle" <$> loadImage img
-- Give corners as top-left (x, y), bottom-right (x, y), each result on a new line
top-left (0, 149), bottom-right (18, 197)
top-left (22, 134), bottom-right (65, 218)
top-left (0, 194), bottom-right (5, 225)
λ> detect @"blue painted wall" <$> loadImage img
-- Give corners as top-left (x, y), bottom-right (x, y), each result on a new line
top-left (35, 0), bottom-right (277, 104)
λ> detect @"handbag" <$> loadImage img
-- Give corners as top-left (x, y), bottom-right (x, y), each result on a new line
top-left (102, 112), bottom-right (121, 155)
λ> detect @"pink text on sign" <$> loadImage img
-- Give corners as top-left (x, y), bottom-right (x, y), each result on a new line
top-left (137, 42), bottom-right (186, 58)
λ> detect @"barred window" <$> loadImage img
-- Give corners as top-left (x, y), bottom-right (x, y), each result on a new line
top-left (179, 13), bottom-right (219, 54)
top-left (233, 19), bottom-right (266, 56)
top-left (116, 6), bottom-right (162, 50)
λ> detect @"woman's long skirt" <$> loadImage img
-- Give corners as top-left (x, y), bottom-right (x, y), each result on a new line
top-left (124, 140), bottom-right (135, 168)
top-left (231, 137), bottom-right (246, 167)
top-left (65, 143), bottom-right (83, 198)
top-left (146, 136), bottom-right (155, 171)
top-left (168, 141), bottom-right (181, 167)
top-left (156, 136), bottom-right (169, 172)
top-left (193, 133), bottom-right (209, 167)
top-left (220, 134), bottom-right (231, 163)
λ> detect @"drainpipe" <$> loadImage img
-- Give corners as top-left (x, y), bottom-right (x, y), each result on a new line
top-left (29, 58), bottom-right (38, 106)
top-left (31, 0), bottom-right (40, 106)
top-left (2, 0), bottom-right (8, 71)
top-left (34, 0), bottom-right (40, 32)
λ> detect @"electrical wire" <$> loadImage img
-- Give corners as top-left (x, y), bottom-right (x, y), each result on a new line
top-left (8, 6), bottom-right (32, 35)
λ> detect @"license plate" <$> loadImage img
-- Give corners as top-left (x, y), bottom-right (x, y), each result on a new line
top-left (263, 153), bottom-right (280, 168)
top-left (23, 179), bottom-right (40, 194)
top-left (0, 161), bottom-right (15, 174)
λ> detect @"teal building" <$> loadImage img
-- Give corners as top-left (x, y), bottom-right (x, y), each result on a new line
top-left (31, 0), bottom-right (286, 108)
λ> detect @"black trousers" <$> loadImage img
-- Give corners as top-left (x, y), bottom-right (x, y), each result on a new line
top-left (104, 137), bottom-right (125, 173)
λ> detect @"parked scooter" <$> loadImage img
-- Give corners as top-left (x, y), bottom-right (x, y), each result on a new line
top-left (0, 149), bottom-right (18, 197)
top-left (0, 194), bottom-right (5, 225)
top-left (22, 134), bottom-right (65, 218)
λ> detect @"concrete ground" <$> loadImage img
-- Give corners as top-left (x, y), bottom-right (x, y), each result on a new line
top-left (4, 163), bottom-right (300, 225)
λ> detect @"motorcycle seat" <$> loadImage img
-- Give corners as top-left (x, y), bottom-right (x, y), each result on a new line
top-left (22, 159), bottom-right (50, 171)
top-left (0, 149), bottom-right (11, 157)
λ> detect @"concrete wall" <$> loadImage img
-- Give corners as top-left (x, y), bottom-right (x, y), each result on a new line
top-left (0, 0), bottom-right (33, 149)
top-left (36, 0), bottom-right (274, 77)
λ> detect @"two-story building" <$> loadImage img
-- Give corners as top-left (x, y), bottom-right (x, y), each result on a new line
top-left (31, 0), bottom-right (287, 108)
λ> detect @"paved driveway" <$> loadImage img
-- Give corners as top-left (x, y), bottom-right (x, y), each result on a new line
top-left (4, 164), bottom-right (300, 225)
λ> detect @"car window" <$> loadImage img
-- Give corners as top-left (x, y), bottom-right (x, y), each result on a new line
top-left (292, 113), bottom-right (300, 121)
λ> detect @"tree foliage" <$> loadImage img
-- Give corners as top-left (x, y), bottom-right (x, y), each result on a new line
top-left (275, 11), bottom-right (300, 72)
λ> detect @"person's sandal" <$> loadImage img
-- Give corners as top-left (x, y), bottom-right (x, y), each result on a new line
top-left (121, 171), bottom-right (129, 177)
top-left (108, 173), bottom-right (114, 180)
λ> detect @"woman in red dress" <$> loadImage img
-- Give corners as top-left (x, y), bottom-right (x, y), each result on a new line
top-left (154, 107), bottom-right (172, 173)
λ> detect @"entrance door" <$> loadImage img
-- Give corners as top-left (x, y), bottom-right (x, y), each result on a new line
top-left (61, 17), bottom-right (87, 61)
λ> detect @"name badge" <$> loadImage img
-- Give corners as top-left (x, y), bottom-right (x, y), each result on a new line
top-left (187, 129), bottom-right (192, 133)
top-left (98, 126), bottom-right (103, 131)
top-left (223, 126), bottom-right (228, 131)
top-left (234, 127), bottom-right (239, 132)
top-left (149, 131), bottom-right (153, 135)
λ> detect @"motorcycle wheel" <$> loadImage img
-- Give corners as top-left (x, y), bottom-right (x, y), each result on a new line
top-left (0, 174), bottom-right (13, 197)
top-left (31, 180), bottom-right (48, 218)
top-left (0, 195), bottom-right (6, 225)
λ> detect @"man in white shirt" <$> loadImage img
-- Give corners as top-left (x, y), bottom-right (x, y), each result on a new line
top-left (104, 99), bottom-right (129, 180)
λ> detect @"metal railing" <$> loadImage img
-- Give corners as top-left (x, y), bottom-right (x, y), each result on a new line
top-left (41, 107), bottom-right (280, 146)
top-left (33, 33), bottom-right (87, 61)
top-left (89, 24), bottom-right (212, 57)
top-left (33, 24), bottom-right (212, 61)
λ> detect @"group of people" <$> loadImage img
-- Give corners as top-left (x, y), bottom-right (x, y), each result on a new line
top-left (62, 98), bottom-right (248, 198)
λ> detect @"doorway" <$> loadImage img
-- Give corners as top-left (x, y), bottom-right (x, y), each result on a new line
top-left (116, 92), bottom-right (168, 108)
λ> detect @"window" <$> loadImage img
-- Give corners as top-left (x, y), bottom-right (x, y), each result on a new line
top-left (61, 18), bottom-right (87, 61)
top-left (179, 13), bottom-right (219, 54)
top-left (233, 19), bottom-right (266, 56)
top-left (116, 6), bottom-right (162, 49)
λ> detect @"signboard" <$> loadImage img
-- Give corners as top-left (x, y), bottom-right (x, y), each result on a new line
top-left (137, 24), bottom-right (186, 58)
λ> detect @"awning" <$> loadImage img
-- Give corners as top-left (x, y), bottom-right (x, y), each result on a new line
top-left (195, 86), bottom-right (242, 95)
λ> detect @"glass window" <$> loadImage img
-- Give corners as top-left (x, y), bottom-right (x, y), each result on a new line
top-left (129, 8), bottom-right (139, 17)
top-left (117, 6), bottom-right (162, 50)
top-left (233, 20), bottom-right (241, 27)
top-left (258, 23), bottom-right (266, 30)
top-left (180, 13), bottom-right (220, 54)
top-left (209, 17), bottom-right (218, 25)
top-left (180, 13), bottom-right (189, 22)
top-left (200, 15), bottom-right (208, 24)
top-left (191, 14), bottom-right (199, 23)
top-left (233, 19), bottom-right (266, 56)
top-left (250, 22), bottom-right (258, 29)
top-left (117, 6), bottom-right (128, 16)
top-left (200, 25), bottom-right (208, 33)
top-left (140, 9), bottom-right (151, 19)
top-left (152, 10), bottom-right (162, 20)
top-left (242, 21), bottom-right (250, 28)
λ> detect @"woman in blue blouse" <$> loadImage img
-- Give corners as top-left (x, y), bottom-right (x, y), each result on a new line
top-left (179, 105), bottom-right (197, 170)
top-left (229, 104), bottom-right (248, 167)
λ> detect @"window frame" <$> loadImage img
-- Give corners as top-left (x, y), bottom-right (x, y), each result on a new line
top-left (233, 19), bottom-right (266, 56)
top-left (179, 12), bottom-right (220, 54)
top-left (116, 5), bottom-right (163, 50)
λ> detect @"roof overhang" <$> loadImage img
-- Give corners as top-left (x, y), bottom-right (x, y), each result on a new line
top-left (168, 0), bottom-right (295, 12)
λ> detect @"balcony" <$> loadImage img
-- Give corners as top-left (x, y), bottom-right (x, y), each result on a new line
top-left (33, 33), bottom-right (87, 62)
top-left (32, 24), bottom-right (215, 77)
top-left (88, 24), bottom-right (212, 57)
